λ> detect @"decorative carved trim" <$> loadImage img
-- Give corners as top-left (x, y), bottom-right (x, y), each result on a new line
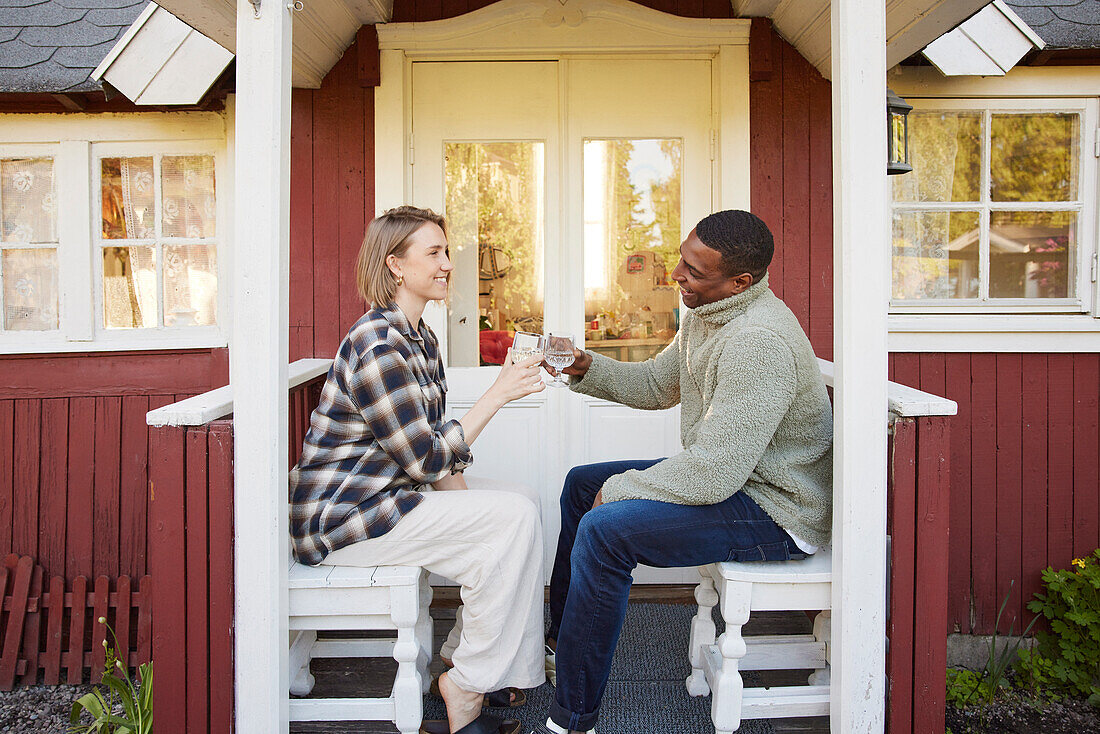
top-left (377, 0), bottom-right (750, 54)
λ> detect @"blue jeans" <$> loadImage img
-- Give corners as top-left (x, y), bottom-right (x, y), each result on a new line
top-left (546, 459), bottom-right (802, 732)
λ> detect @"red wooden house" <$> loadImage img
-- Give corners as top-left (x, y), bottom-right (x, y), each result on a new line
top-left (0, 0), bottom-right (1097, 731)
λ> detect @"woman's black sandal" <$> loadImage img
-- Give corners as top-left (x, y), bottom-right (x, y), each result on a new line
top-left (429, 676), bottom-right (527, 708)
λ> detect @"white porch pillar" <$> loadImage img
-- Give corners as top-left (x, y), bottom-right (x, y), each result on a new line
top-left (232, 0), bottom-right (293, 730)
top-left (830, 0), bottom-right (889, 731)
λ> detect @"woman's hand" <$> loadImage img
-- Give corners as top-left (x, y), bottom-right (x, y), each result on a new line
top-left (488, 349), bottom-right (546, 407)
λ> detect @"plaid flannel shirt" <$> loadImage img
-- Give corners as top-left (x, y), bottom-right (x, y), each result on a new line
top-left (290, 304), bottom-right (473, 565)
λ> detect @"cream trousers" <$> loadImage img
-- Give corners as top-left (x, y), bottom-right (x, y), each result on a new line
top-left (321, 478), bottom-right (545, 694)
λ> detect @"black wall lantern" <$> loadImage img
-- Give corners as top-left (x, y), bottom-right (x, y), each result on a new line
top-left (887, 88), bottom-right (913, 175)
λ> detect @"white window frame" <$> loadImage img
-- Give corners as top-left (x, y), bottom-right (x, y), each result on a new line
top-left (890, 97), bottom-right (1097, 316)
top-left (0, 112), bottom-right (231, 354)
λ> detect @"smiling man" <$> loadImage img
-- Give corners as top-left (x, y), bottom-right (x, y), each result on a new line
top-left (533, 210), bottom-right (834, 734)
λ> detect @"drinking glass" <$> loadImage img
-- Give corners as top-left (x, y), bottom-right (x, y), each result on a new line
top-left (544, 332), bottom-right (576, 387)
top-left (511, 331), bottom-right (544, 364)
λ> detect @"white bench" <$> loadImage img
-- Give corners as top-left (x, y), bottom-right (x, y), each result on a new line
top-left (288, 561), bottom-right (433, 734)
top-left (686, 550), bottom-right (832, 734)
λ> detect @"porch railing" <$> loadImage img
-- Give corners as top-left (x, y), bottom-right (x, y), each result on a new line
top-left (146, 357), bottom-right (954, 734)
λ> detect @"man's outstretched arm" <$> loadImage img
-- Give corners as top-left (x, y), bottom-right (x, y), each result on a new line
top-left (562, 330), bottom-right (682, 411)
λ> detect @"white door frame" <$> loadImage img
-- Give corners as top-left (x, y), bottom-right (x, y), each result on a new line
top-left (374, 0), bottom-right (751, 217)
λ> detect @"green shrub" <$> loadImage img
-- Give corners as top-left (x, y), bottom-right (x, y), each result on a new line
top-left (1016, 549), bottom-right (1100, 706)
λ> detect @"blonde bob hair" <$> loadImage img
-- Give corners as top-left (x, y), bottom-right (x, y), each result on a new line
top-left (356, 205), bottom-right (448, 307)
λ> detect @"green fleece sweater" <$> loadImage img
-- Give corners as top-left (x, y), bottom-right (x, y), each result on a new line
top-left (571, 274), bottom-right (833, 548)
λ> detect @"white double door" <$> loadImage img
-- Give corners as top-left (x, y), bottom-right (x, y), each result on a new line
top-left (412, 58), bottom-right (713, 583)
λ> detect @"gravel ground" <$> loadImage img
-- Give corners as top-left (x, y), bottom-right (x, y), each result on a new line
top-left (0, 684), bottom-right (96, 734)
top-left (946, 691), bottom-right (1100, 734)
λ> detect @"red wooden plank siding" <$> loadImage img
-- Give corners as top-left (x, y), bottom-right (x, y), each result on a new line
top-left (944, 354), bottom-right (972, 634)
top-left (1020, 354), bottom-right (1048, 627)
top-left (207, 422), bottom-right (235, 734)
top-left (749, 19), bottom-right (783, 293)
top-left (115, 574), bottom-right (132, 681)
top-left (38, 399), bottom-right (68, 575)
top-left (17, 563), bottom-right (44, 686)
top-left (150, 426), bottom-right (187, 728)
top-left (66, 575), bottom-right (87, 685)
top-left (13, 401), bottom-right (40, 561)
top-left (1073, 354), bottom-right (1099, 560)
top-left (0, 402), bottom-right (12, 557)
top-left (43, 574), bottom-right (64, 684)
top-left (969, 354), bottom-right (998, 632)
top-left (913, 417), bottom-right (950, 734)
top-left (91, 575), bottom-right (109, 684)
top-left (806, 73), bottom-right (832, 360)
top-left (310, 49), bottom-right (344, 358)
top-left (1046, 354), bottom-right (1076, 580)
top-left (120, 396), bottom-right (150, 580)
top-left (887, 419), bottom-right (916, 734)
top-left (290, 88), bottom-right (315, 363)
top-left (93, 397), bottom-right (122, 578)
top-left (338, 54), bottom-right (368, 338)
top-left (185, 428), bottom-right (210, 734)
top-left (995, 355), bottom-right (1024, 629)
top-left (67, 397), bottom-right (95, 580)
top-left (779, 41), bottom-right (809, 320)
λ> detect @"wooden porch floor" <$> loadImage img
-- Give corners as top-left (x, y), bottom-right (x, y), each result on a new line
top-left (289, 587), bottom-right (829, 734)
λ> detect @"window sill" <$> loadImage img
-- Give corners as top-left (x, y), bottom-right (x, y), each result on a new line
top-left (888, 314), bottom-right (1100, 352)
top-left (0, 332), bottom-right (229, 355)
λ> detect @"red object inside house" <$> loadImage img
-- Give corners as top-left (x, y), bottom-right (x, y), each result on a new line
top-left (479, 330), bottom-right (511, 365)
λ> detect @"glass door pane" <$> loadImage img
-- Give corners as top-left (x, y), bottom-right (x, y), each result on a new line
top-left (583, 138), bottom-right (681, 362)
top-left (444, 142), bottom-right (545, 367)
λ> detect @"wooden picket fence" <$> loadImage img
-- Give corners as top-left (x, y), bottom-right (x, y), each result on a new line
top-left (0, 553), bottom-right (151, 690)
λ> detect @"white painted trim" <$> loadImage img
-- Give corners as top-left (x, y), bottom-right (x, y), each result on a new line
top-left (816, 358), bottom-right (957, 416)
top-left (146, 357), bottom-right (330, 426)
top-left (377, 0), bottom-right (750, 55)
top-left (889, 64), bottom-right (1100, 98)
top-left (0, 112), bottom-right (226, 143)
top-left (231, 0), bottom-right (293, 729)
top-left (831, 0), bottom-right (888, 730)
top-left (717, 44), bottom-right (751, 211)
top-left (91, 2), bottom-right (159, 81)
top-left (991, 0), bottom-right (1046, 50)
top-left (56, 141), bottom-right (94, 342)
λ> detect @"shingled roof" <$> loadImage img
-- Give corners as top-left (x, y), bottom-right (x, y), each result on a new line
top-left (1004, 0), bottom-right (1100, 49)
top-left (0, 0), bottom-right (150, 93)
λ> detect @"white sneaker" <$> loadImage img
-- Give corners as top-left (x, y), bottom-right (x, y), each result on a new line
top-left (538, 718), bottom-right (595, 734)
top-left (544, 644), bottom-right (556, 687)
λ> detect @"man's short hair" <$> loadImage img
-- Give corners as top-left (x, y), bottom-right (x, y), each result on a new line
top-left (695, 210), bottom-right (774, 281)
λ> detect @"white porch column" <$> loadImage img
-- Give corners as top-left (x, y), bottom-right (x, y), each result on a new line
top-left (232, 0), bottom-right (293, 730)
top-left (830, 0), bottom-right (889, 731)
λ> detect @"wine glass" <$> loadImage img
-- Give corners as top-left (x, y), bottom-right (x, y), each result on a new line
top-left (544, 332), bottom-right (576, 387)
top-left (511, 331), bottom-right (544, 365)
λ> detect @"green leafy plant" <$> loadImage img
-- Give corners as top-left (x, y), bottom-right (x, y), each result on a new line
top-left (69, 616), bottom-right (153, 734)
top-left (947, 581), bottom-right (1038, 708)
top-left (1017, 550), bottom-right (1100, 706)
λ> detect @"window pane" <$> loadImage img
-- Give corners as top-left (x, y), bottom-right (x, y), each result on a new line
top-left (989, 211), bottom-right (1074, 299)
top-left (892, 211), bottom-right (980, 300)
top-left (444, 142), bottom-right (544, 367)
top-left (2, 248), bottom-right (58, 330)
top-left (164, 244), bottom-right (217, 326)
top-left (583, 139), bottom-right (681, 363)
top-left (991, 114), bottom-right (1078, 202)
top-left (101, 157), bottom-right (155, 239)
top-left (103, 245), bottom-right (157, 328)
top-left (162, 155), bottom-right (216, 238)
top-left (2, 158), bottom-right (57, 243)
top-left (892, 112), bottom-right (981, 203)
